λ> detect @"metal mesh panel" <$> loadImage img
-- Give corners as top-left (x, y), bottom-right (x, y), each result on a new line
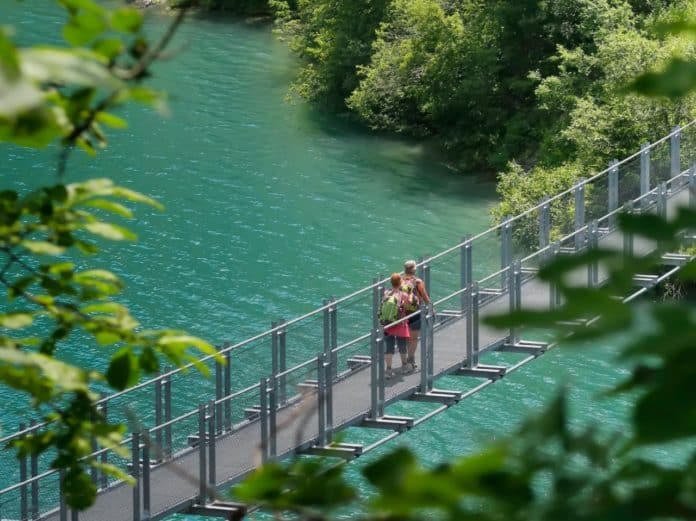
top-left (426, 246), bottom-right (462, 305)
top-left (618, 154), bottom-right (642, 205)
top-left (650, 137), bottom-right (672, 186)
top-left (471, 228), bottom-right (501, 282)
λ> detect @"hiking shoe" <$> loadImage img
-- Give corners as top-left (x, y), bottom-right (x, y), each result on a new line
top-left (386, 368), bottom-right (394, 380)
top-left (402, 363), bottom-right (414, 374)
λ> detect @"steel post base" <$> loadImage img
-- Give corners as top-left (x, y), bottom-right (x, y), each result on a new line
top-left (188, 501), bottom-right (246, 520)
top-left (304, 442), bottom-right (363, 460)
top-left (410, 388), bottom-right (462, 405)
top-left (499, 340), bottom-right (548, 356)
top-left (361, 415), bottom-right (414, 432)
top-left (458, 364), bottom-right (507, 380)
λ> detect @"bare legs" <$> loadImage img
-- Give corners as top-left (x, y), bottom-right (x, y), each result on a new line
top-left (407, 329), bottom-right (419, 367)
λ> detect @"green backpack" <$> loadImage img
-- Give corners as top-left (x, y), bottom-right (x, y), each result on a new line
top-left (379, 289), bottom-right (402, 325)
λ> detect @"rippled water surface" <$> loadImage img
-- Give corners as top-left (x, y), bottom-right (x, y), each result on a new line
top-left (0, 5), bottom-right (672, 520)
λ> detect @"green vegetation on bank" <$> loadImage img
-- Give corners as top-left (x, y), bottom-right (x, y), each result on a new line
top-left (168, 0), bottom-right (696, 223)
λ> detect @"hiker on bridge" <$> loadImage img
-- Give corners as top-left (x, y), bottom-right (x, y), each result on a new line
top-left (402, 259), bottom-right (431, 372)
top-left (380, 272), bottom-right (411, 379)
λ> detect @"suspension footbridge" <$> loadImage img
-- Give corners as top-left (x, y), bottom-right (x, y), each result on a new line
top-left (1, 123), bottom-right (695, 521)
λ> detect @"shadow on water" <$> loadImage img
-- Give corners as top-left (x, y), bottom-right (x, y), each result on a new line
top-left (298, 104), bottom-right (497, 205)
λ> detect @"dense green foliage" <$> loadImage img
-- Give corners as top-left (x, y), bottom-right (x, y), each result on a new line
top-left (276, 0), bottom-right (696, 176)
top-left (0, 1), bottom-right (216, 508)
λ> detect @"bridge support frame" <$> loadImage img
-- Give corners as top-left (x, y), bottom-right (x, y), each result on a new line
top-left (671, 126), bottom-right (681, 179)
top-left (608, 160), bottom-right (619, 229)
top-left (587, 221), bottom-right (600, 287)
top-left (574, 179), bottom-right (586, 250)
top-left (641, 143), bottom-right (651, 209)
top-left (460, 236), bottom-right (472, 312)
top-left (500, 220), bottom-right (512, 290)
top-left (539, 197), bottom-right (550, 255)
top-left (623, 201), bottom-right (634, 258)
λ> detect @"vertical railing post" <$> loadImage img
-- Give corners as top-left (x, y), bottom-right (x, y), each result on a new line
top-left (539, 197), bottom-right (550, 254)
top-left (316, 353), bottom-right (327, 447)
top-left (378, 324), bottom-right (385, 417)
top-left (270, 320), bottom-right (279, 409)
top-left (427, 303), bottom-right (435, 390)
top-left (574, 179), bottom-right (586, 250)
top-left (59, 469), bottom-right (67, 521)
top-left (322, 299), bottom-right (330, 366)
top-left (608, 160), bottom-right (619, 229)
top-left (471, 282), bottom-right (480, 367)
top-left (207, 401), bottom-right (217, 490)
top-left (671, 126), bottom-right (681, 179)
top-left (508, 262), bottom-right (519, 345)
top-left (269, 378), bottom-right (277, 458)
top-left (460, 236), bottom-right (472, 311)
top-left (258, 379), bottom-right (268, 464)
top-left (142, 431), bottom-right (151, 521)
top-left (329, 296), bottom-right (338, 378)
top-left (224, 349), bottom-right (232, 431)
top-left (164, 370), bottom-right (172, 460)
top-left (215, 353), bottom-right (223, 435)
top-left (99, 397), bottom-right (108, 489)
top-left (549, 242), bottom-right (561, 310)
top-left (587, 221), bottom-right (599, 287)
top-left (132, 432), bottom-right (141, 521)
top-left (658, 182), bottom-right (668, 219)
top-left (71, 508), bottom-right (78, 521)
top-left (501, 219), bottom-right (512, 290)
top-left (278, 321), bottom-right (287, 405)
top-left (423, 260), bottom-right (431, 305)
top-left (419, 302), bottom-right (428, 393)
top-left (640, 143), bottom-right (651, 209)
top-left (19, 423), bottom-right (28, 521)
top-left (690, 164), bottom-right (696, 208)
top-left (465, 284), bottom-right (473, 369)
top-left (197, 404), bottom-right (207, 504)
top-left (154, 375), bottom-right (162, 462)
top-left (370, 279), bottom-right (380, 419)
top-left (623, 201), bottom-right (634, 258)
top-left (29, 420), bottom-right (38, 520)
top-left (325, 351), bottom-right (334, 444)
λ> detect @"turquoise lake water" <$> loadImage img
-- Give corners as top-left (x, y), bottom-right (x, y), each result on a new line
top-left (0, 5), bottom-right (684, 520)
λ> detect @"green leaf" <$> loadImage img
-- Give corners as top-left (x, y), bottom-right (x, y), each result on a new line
top-left (63, 11), bottom-right (107, 46)
top-left (21, 240), bottom-right (66, 256)
top-left (158, 334), bottom-right (218, 358)
top-left (20, 48), bottom-right (121, 90)
top-left (94, 331), bottom-right (121, 346)
top-left (63, 470), bottom-right (97, 510)
top-left (363, 446), bottom-right (417, 493)
top-left (139, 345), bottom-right (159, 373)
top-left (95, 112), bottom-right (128, 130)
top-left (82, 198), bottom-right (132, 217)
top-left (84, 222), bottom-right (136, 241)
top-left (111, 186), bottom-right (164, 211)
top-left (91, 38), bottom-right (124, 61)
top-left (0, 77), bottom-right (45, 118)
top-left (0, 312), bottom-right (34, 329)
top-left (105, 349), bottom-right (137, 390)
top-left (631, 58), bottom-right (696, 99)
top-left (0, 27), bottom-right (20, 80)
top-left (111, 8), bottom-right (143, 33)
